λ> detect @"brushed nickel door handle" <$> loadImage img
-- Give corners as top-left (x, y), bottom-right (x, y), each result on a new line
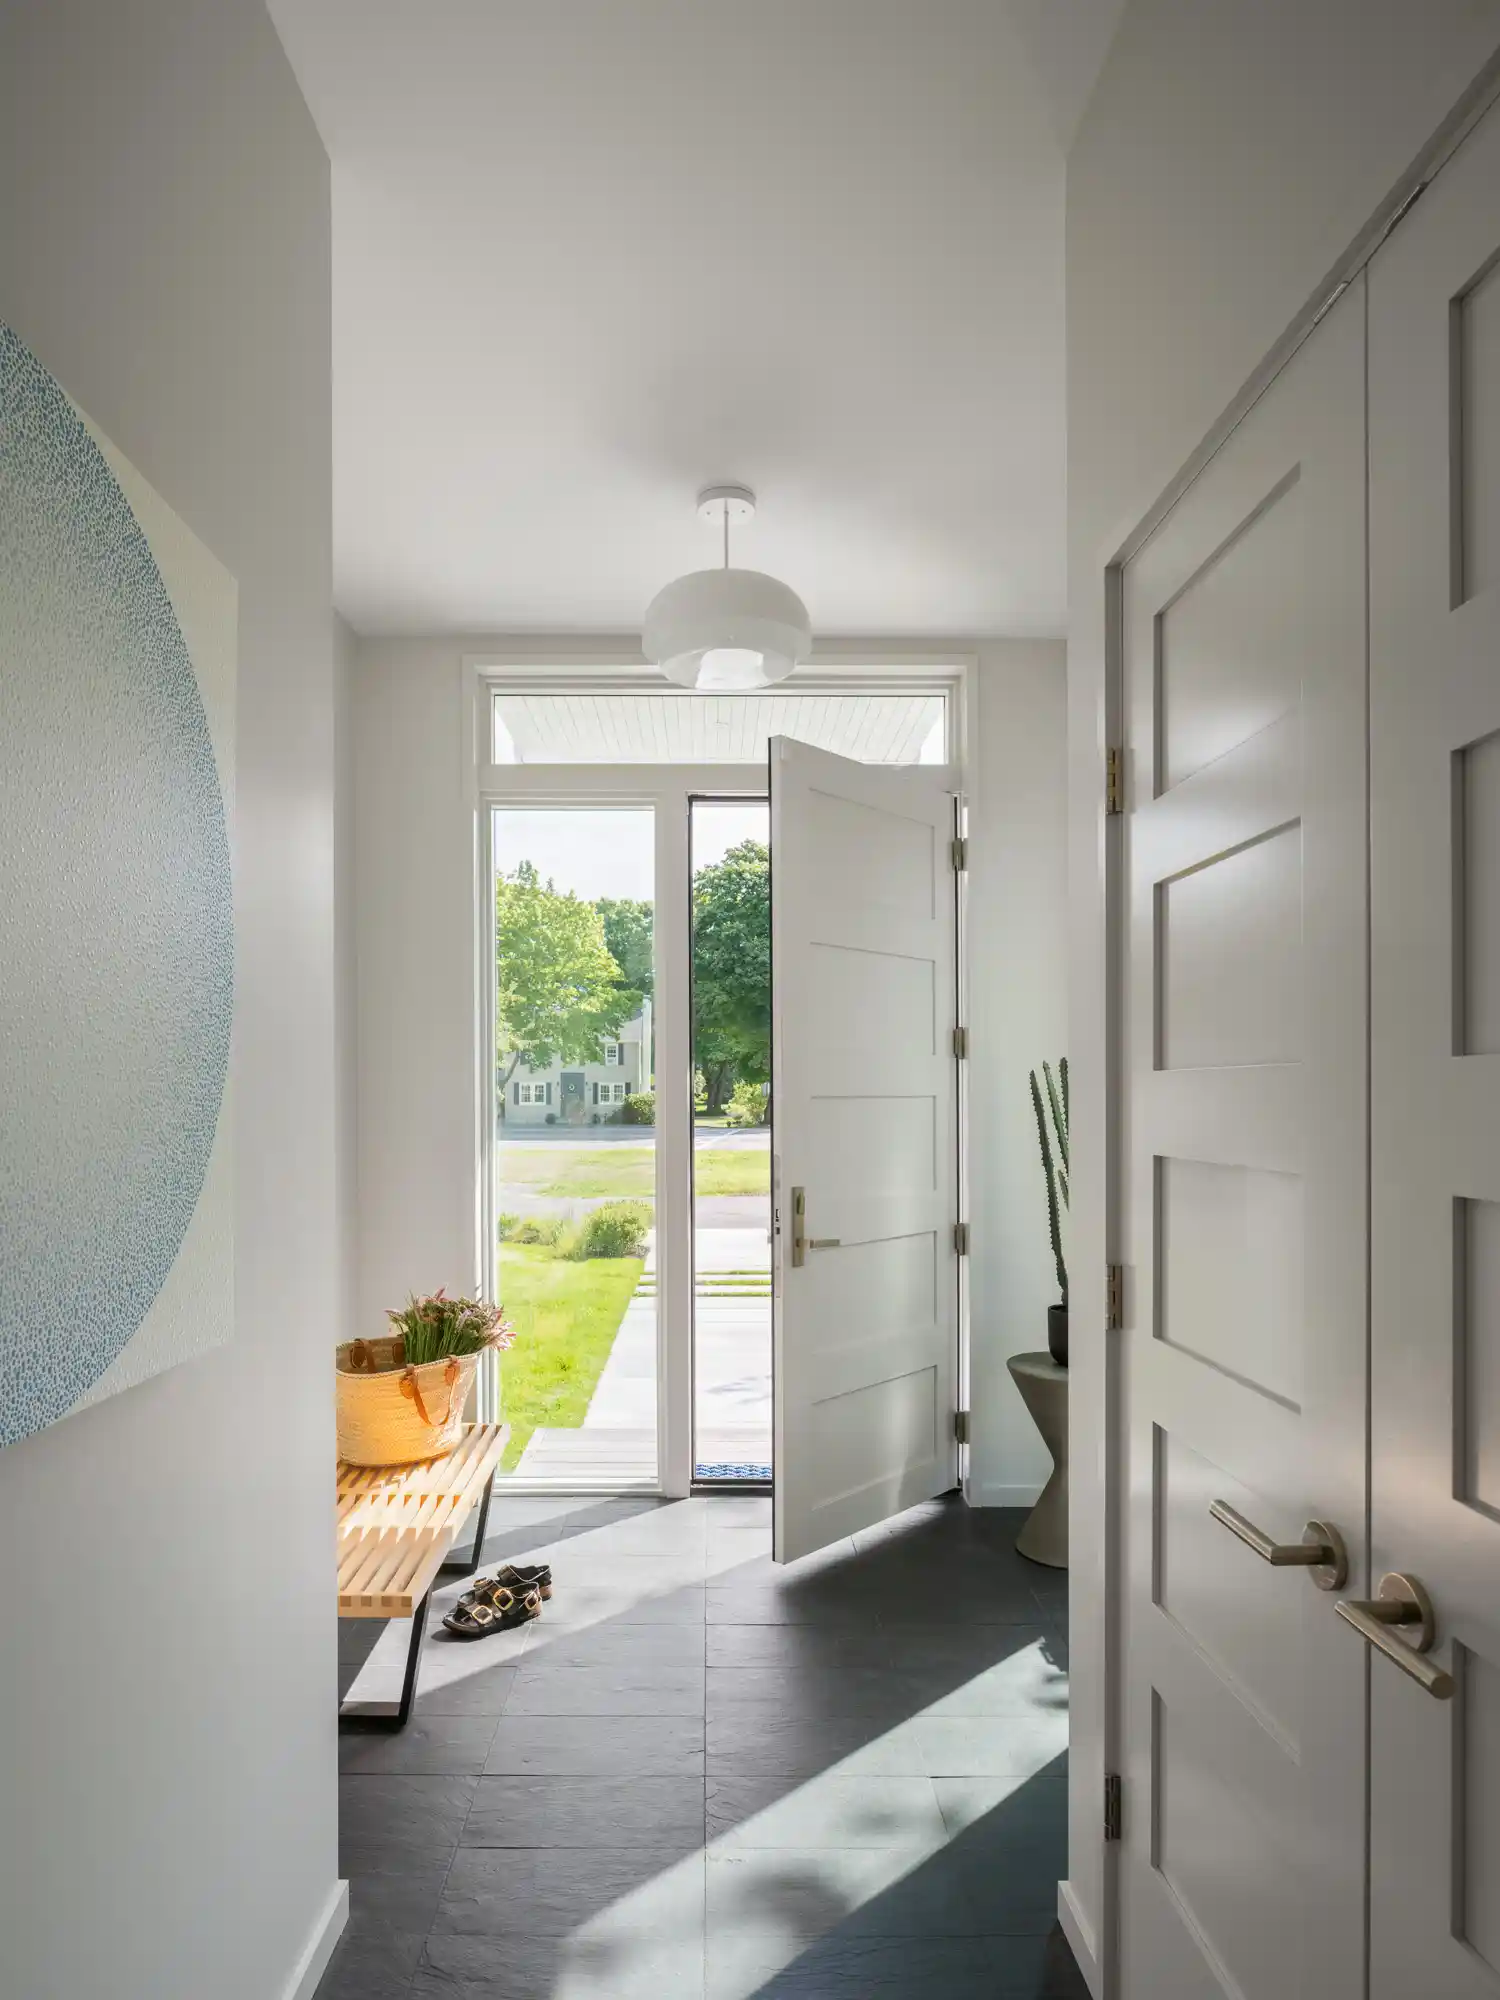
top-left (1336, 1573), bottom-right (1454, 1700)
top-left (1210, 1500), bottom-right (1349, 1590)
top-left (788, 1188), bottom-right (839, 1265)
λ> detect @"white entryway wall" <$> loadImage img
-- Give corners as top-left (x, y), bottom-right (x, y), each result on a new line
top-left (0, 6), bottom-right (343, 1999)
top-left (1066, 3), bottom-right (1500, 1990)
top-left (346, 634), bottom-right (1064, 1509)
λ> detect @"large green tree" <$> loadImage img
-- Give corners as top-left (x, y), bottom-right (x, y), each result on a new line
top-left (594, 897), bottom-right (653, 1003)
top-left (692, 839), bottom-right (770, 1113)
top-left (496, 861), bottom-right (633, 1098)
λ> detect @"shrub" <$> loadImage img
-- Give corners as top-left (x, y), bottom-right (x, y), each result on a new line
top-left (566, 1200), bottom-right (651, 1260)
top-left (511, 1215), bottom-right (566, 1247)
top-left (497, 1211), bottom-right (521, 1241)
top-left (726, 1079), bottom-right (770, 1127)
top-left (544, 1111), bottom-right (557, 1125)
top-left (621, 1092), bottom-right (655, 1126)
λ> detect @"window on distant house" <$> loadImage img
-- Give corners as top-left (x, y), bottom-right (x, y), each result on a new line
top-left (514, 1081), bottom-right (548, 1106)
top-left (603, 1042), bottom-right (624, 1065)
top-left (593, 1081), bottom-right (628, 1105)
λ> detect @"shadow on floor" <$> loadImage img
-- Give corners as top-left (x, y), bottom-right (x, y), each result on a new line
top-left (326, 1494), bottom-right (1080, 2000)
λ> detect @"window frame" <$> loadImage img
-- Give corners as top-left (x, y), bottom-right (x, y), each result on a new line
top-left (467, 651), bottom-right (972, 1496)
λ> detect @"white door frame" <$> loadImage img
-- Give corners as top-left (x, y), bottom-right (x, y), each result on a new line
top-left (465, 657), bottom-right (970, 1497)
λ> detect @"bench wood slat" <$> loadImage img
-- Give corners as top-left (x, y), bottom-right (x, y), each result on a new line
top-left (336, 1422), bottom-right (506, 1620)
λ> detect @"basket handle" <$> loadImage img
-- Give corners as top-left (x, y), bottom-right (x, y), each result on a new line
top-left (400, 1357), bottom-right (461, 1429)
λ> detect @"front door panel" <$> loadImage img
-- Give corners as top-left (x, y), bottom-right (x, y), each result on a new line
top-left (770, 738), bottom-right (959, 1564)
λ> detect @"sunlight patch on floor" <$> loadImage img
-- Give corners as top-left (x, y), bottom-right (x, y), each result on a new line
top-left (555, 1639), bottom-right (1068, 2000)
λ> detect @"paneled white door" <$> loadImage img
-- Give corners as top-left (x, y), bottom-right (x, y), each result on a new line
top-left (1367, 96), bottom-right (1500, 2000)
top-left (1118, 285), bottom-right (1369, 1998)
top-left (769, 738), bottom-right (959, 1564)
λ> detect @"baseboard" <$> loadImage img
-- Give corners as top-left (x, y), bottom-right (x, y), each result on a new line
top-left (283, 1878), bottom-right (349, 2000)
top-left (964, 1478), bottom-right (1043, 1508)
top-left (1058, 1879), bottom-right (1103, 1999)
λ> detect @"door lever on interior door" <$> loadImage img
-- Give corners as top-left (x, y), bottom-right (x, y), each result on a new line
top-left (1209, 1500), bottom-right (1349, 1590)
top-left (1336, 1573), bottom-right (1454, 1700)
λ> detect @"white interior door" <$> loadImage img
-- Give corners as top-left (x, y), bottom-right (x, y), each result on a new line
top-left (1367, 97), bottom-right (1500, 2000)
top-left (769, 737), bottom-right (959, 1565)
top-left (1118, 285), bottom-right (1369, 1998)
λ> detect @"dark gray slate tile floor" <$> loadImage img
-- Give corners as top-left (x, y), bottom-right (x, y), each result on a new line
top-left (323, 1494), bottom-right (1085, 2000)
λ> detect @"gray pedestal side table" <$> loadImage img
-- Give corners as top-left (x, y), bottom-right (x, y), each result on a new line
top-left (1007, 1351), bottom-right (1068, 1569)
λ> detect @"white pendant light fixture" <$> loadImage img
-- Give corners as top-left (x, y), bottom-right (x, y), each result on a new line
top-left (643, 485), bottom-right (812, 691)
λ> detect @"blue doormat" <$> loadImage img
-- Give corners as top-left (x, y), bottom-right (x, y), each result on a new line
top-left (695, 1463), bottom-right (772, 1481)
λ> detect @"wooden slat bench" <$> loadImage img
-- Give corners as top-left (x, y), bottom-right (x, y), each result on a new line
top-left (337, 1421), bottom-right (507, 1727)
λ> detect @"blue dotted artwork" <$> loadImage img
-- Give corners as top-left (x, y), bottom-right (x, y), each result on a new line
top-left (0, 325), bottom-right (234, 1448)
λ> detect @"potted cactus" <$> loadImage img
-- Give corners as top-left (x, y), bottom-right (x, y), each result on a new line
top-left (1030, 1057), bottom-right (1069, 1366)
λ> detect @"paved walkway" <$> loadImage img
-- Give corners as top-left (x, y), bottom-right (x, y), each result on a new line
top-left (515, 1225), bottom-right (772, 1480)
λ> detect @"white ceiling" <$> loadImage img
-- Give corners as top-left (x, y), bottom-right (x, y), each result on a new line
top-left (270, 1), bottom-right (1124, 640)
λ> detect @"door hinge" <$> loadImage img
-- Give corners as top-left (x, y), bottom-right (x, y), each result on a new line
top-left (1106, 1263), bottom-right (1124, 1330)
top-left (1104, 1773), bottom-right (1123, 1842)
top-left (953, 1409), bottom-right (971, 1445)
top-left (954, 1221), bottom-right (970, 1256)
top-left (952, 1025), bottom-right (969, 1059)
top-left (950, 835), bottom-right (968, 870)
top-left (1105, 745), bottom-right (1125, 816)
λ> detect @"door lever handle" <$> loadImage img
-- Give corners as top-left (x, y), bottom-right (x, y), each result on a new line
top-left (788, 1189), bottom-right (839, 1266)
top-left (1209, 1501), bottom-right (1349, 1590)
top-left (1336, 1573), bottom-right (1454, 1700)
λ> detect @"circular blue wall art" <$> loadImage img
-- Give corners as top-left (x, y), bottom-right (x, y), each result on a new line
top-left (0, 326), bottom-right (233, 1447)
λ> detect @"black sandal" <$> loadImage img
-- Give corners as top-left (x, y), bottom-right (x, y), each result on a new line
top-left (455, 1563), bottom-right (552, 1615)
top-left (441, 1583), bottom-right (542, 1640)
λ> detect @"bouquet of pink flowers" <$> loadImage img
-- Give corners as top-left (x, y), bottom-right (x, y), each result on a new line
top-left (385, 1288), bottom-right (514, 1367)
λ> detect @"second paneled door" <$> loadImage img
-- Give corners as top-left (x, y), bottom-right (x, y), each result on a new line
top-left (1367, 99), bottom-right (1500, 2000)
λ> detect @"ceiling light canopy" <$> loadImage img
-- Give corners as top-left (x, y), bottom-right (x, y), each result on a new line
top-left (643, 486), bottom-right (811, 691)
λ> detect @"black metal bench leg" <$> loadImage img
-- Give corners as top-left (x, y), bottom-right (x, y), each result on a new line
top-left (440, 1467), bottom-right (497, 1580)
top-left (392, 1582), bottom-right (433, 1728)
top-left (339, 1463), bottom-right (497, 1732)
top-left (339, 1582), bottom-right (435, 1732)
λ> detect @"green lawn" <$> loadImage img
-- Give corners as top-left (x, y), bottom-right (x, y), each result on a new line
top-left (496, 1241), bottom-right (643, 1470)
top-left (497, 1144), bottom-right (769, 1198)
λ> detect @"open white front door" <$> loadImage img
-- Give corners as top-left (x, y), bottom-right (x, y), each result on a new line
top-left (769, 737), bottom-right (960, 1565)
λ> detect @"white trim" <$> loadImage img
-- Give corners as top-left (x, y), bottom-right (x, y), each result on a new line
top-left (280, 1879), bottom-right (348, 2000)
top-left (469, 658), bottom-right (497, 1422)
top-left (654, 787), bottom-right (693, 1496)
top-left (463, 636), bottom-right (976, 677)
top-left (963, 1478), bottom-right (1045, 1509)
top-left (1058, 1878), bottom-right (1102, 2000)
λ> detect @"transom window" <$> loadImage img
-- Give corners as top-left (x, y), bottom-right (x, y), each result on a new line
top-left (492, 689), bottom-right (947, 765)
